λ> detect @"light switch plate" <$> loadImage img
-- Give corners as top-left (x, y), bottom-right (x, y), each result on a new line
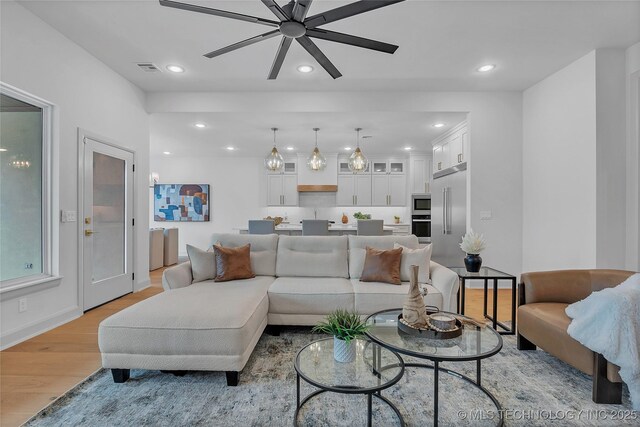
top-left (480, 210), bottom-right (492, 220)
top-left (61, 210), bottom-right (77, 223)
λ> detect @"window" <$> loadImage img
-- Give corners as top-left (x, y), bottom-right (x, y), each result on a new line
top-left (0, 84), bottom-right (57, 291)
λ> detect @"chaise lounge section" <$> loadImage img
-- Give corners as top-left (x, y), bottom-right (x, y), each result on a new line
top-left (99, 234), bottom-right (458, 385)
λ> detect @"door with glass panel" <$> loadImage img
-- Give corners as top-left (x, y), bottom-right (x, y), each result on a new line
top-left (82, 136), bottom-right (134, 310)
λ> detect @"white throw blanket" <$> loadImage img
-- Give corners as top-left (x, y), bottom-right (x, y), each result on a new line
top-left (565, 273), bottom-right (640, 409)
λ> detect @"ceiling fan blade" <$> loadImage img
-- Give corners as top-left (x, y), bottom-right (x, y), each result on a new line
top-left (204, 30), bottom-right (280, 59)
top-left (261, 0), bottom-right (290, 21)
top-left (292, 0), bottom-right (313, 22)
top-left (306, 28), bottom-right (398, 54)
top-left (282, 1), bottom-right (295, 18)
top-left (296, 36), bottom-right (342, 79)
top-left (159, 0), bottom-right (280, 28)
top-left (304, 0), bottom-right (405, 29)
top-left (268, 37), bottom-right (293, 79)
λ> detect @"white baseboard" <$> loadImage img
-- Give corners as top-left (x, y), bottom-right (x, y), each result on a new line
top-left (0, 306), bottom-right (82, 350)
top-left (135, 278), bottom-right (151, 292)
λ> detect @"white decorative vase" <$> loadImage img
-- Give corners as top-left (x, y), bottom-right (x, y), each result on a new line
top-left (333, 336), bottom-right (356, 363)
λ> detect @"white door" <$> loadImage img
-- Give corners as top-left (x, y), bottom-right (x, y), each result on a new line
top-left (372, 175), bottom-right (389, 206)
top-left (267, 174), bottom-right (283, 206)
top-left (389, 175), bottom-right (407, 206)
top-left (354, 174), bottom-right (372, 206)
top-left (82, 136), bottom-right (134, 310)
top-left (449, 132), bottom-right (463, 165)
top-left (282, 174), bottom-right (298, 206)
top-left (337, 174), bottom-right (354, 206)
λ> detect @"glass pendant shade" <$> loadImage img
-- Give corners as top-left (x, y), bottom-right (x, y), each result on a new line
top-left (307, 128), bottom-right (327, 171)
top-left (348, 128), bottom-right (368, 173)
top-left (264, 127), bottom-right (284, 172)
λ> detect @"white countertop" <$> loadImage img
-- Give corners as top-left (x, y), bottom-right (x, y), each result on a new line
top-left (235, 224), bottom-right (396, 231)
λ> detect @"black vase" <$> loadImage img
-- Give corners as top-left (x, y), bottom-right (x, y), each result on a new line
top-left (464, 254), bottom-right (482, 272)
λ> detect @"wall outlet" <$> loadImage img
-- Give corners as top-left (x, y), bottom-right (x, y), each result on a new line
top-left (19, 298), bottom-right (27, 313)
top-left (480, 210), bottom-right (493, 220)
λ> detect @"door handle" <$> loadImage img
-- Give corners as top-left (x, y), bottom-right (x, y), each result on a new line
top-left (442, 188), bottom-right (447, 234)
top-left (84, 229), bottom-right (98, 236)
top-left (355, 195), bottom-right (358, 205)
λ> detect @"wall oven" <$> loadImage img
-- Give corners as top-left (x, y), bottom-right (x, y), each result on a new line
top-left (412, 194), bottom-right (431, 214)
top-left (412, 214), bottom-right (431, 243)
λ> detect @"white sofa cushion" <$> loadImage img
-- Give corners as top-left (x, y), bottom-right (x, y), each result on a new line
top-left (186, 245), bottom-right (215, 283)
top-left (348, 235), bottom-right (420, 279)
top-left (276, 235), bottom-right (349, 278)
top-left (351, 279), bottom-right (443, 315)
top-left (212, 233), bottom-right (278, 276)
top-left (99, 276), bottom-right (274, 359)
top-left (268, 277), bottom-right (354, 314)
top-left (394, 243), bottom-right (432, 283)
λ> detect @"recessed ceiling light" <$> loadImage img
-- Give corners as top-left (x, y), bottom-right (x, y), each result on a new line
top-left (163, 151), bottom-right (171, 155)
top-left (0, 148), bottom-right (7, 152)
top-left (297, 65), bottom-right (314, 73)
top-left (432, 123), bottom-right (445, 128)
top-left (404, 146), bottom-right (412, 151)
top-left (226, 146), bottom-right (235, 151)
top-left (344, 146), bottom-right (352, 151)
top-left (166, 64), bottom-right (185, 73)
top-left (286, 146), bottom-right (294, 151)
top-left (477, 64), bottom-right (496, 72)
top-left (194, 123), bottom-right (206, 128)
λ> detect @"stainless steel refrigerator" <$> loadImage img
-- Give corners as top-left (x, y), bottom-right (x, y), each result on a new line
top-left (430, 164), bottom-right (467, 267)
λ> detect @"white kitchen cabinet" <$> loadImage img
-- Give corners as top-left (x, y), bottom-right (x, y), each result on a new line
top-left (266, 158), bottom-right (297, 175)
top-left (338, 158), bottom-right (369, 174)
top-left (432, 121), bottom-right (468, 173)
top-left (372, 174), bottom-right (406, 206)
top-left (337, 174), bottom-right (371, 206)
top-left (371, 159), bottom-right (405, 175)
top-left (410, 154), bottom-right (432, 194)
top-left (267, 174), bottom-right (298, 206)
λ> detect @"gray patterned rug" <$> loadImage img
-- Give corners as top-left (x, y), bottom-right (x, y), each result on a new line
top-left (26, 328), bottom-right (634, 427)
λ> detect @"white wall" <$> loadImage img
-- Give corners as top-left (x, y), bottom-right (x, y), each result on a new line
top-left (147, 91), bottom-right (524, 278)
top-left (523, 49), bottom-right (629, 273)
top-left (523, 53), bottom-right (597, 271)
top-left (149, 155), bottom-right (263, 254)
top-left (0, 2), bottom-right (149, 348)
top-left (626, 42), bottom-right (640, 271)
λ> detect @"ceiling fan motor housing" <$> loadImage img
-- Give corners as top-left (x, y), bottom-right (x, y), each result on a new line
top-left (280, 21), bottom-right (306, 38)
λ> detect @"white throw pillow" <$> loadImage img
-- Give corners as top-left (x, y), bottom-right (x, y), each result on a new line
top-left (394, 243), bottom-right (432, 283)
top-left (186, 244), bottom-right (216, 283)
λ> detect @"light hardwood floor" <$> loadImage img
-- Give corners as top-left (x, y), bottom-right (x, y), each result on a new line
top-left (1, 270), bottom-right (514, 426)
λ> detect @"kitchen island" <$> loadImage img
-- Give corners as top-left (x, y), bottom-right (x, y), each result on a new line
top-left (235, 223), bottom-right (394, 235)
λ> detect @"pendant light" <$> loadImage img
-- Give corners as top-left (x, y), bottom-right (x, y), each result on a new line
top-left (348, 127), bottom-right (369, 173)
top-left (307, 128), bottom-right (327, 171)
top-left (264, 127), bottom-right (284, 172)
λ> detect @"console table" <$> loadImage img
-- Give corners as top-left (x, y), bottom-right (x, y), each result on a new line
top-left (448, 266), bottom-right (516, 335)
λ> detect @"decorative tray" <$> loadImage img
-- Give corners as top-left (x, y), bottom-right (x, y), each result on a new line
top-left (397, 309), bottom-right (463, 339)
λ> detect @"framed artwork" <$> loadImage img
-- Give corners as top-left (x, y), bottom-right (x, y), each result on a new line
top-left (154, 184), bottom-right (209, 222)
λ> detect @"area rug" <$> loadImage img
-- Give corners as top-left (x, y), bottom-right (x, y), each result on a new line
top-left (26, 328), bottom-right (635, 427)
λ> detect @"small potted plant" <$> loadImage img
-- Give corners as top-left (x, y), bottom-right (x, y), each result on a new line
top-left (393, 215), bottom-right (401, 224)
top-left (459, 230), bottom-right (487, 272)
top-left (312, 309), bottom-right (370, 363)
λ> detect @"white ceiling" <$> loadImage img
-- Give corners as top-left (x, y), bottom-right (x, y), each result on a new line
top-left (150, 112), bottom-right (467, 156)
top-left (19, 0), bottom-right (640, 92)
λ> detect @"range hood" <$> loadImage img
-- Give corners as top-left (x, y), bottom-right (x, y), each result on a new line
top-left (297, 185), bottom-right (338, 192)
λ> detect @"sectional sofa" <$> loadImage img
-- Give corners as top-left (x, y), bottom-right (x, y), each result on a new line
top-left (98, 234), bottom-right (459, 385)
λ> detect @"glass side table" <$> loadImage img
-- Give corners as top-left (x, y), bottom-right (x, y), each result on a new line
top-left (294, 338), bottom-right (405, 427)
top-left (448, 266), bottom-right (516, 335)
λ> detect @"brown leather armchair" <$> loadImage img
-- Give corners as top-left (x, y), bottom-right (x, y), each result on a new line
top-left (517, 269), bottom-right (635, 404)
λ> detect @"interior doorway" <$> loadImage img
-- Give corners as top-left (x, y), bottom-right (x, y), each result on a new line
top-left (79, 131), bottom-right (134, 310)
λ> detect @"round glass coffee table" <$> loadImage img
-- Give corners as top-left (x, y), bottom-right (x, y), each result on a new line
top-left (294, 337), bottom-right (405, 427)
top-left (364, 309), bottom-right (504, 427)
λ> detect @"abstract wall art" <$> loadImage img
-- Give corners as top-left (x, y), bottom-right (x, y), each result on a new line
top-left (154, 184), bottom-right (209, 222)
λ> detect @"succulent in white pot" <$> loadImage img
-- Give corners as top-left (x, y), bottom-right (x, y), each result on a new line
top-left (312, 310), bottom-right (369, 363)
top-left (459, 230), bottom-right (486, 272)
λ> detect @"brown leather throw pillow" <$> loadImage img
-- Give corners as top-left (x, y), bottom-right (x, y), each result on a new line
top-left (360, 246), bottom-right (403, 285)
top-left (213, 243), bottom-right (255, 282)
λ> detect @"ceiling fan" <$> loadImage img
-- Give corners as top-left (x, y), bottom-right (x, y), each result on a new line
top-left (159, 0), bottom-right (405, 79)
